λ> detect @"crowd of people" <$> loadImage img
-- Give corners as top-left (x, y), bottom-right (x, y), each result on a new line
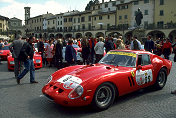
top-left (0, 35), bottom-right (176, 85)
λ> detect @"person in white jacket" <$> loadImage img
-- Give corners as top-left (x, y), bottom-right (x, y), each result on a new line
top-left (94, 37), bottom-right (104, 63)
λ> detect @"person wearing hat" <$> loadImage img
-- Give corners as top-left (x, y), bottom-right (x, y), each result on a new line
top-left (116, 38), bottom-right (125, 50)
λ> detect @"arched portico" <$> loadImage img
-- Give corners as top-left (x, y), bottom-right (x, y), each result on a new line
top-left (107, 32), bottom-right (121, 38)
top-left (168, 30), bottom-right (176, 42)
top-left (85, 32), bottom-right (92, 38)
top-left (55, 33), bottom-right (63, 38)
top-left (147, 30), bottom-right (165, 40)
top-left (95, 32), bottom-right (104, 38)
top-left (65, 34), bottom-right (72, 39)
top-left (75, 33), bottom-right (82, 38)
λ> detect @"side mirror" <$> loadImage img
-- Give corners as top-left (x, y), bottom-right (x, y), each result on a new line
top-left (137, 65), bottom-right (142, 70)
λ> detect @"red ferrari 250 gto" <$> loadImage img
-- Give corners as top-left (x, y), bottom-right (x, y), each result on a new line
top-left (42, 50), bottom-right (172, 111)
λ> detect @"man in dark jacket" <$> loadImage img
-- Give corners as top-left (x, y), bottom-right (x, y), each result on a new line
top-left (9, 35), bottom-right (24, 78)
top-left (55, 39), bottom-right (63, 69)
top-left (104, 37), bottom-right (114, 53)
top-left (65, 39), bottom-right (77, 66)
top-left (144, 35), bottom-right (154, 52)
top-left (17, 36), bottom-right (38, 84)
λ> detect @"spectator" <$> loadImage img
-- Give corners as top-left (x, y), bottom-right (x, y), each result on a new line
top-left (37, 38), bottom-right (44, 65)
top-left (130, 36), bottom-right (142, 50)
top-left (104, 37), bottom-right (114, 53)
top-left (162, 38), bottom-right (172, 60)
top-left (171, 38), bottom-right (176, 94)
top-left (46, 40), bottom-right (54, 67)
top-left (9, 35), bottom-right (24, 78)
top-left (116, 38), bottom-right (125, 50)
top-left (89, 37), bottom-right (97, 64)
top-left (55, 39), bottom-right (63, 69)
top-left (172, 37), bottom-right (176, 62)
top-left (16, 36), bottom-right (38, 84)
top-left (81, 37), bottom-right (90, 65)
top-left (144, 35), bottom-right (154, 52)
top-left (94, 37), bottom-right (104, 63)
top-left (65, 39), bottom-right (77, 66)
top-left (4, 40), bottom-right (8, 45)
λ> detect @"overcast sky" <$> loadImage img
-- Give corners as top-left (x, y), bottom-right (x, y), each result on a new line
top-left (0, 0), bottom-right (109, 24)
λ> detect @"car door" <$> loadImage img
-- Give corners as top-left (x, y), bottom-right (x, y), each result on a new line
top-left (136, 54), bottom-right (153, 88)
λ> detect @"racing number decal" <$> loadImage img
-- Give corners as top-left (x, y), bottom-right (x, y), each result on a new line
top-left (136, 69), bottom-right (153, 85)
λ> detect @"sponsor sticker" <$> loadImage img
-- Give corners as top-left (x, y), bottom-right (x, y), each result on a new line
top-left (107, 51), bottom-right (136, 57)
top-left (136, 69), bottom-right (153, 85)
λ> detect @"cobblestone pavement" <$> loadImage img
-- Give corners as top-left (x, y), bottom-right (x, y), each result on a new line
top-left (0, 55), bottom-right (176, 118)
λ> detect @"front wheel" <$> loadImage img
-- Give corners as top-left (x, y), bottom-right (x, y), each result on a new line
top-left (92, 82), bottom-right (116, 111)
top-left (153, 68), bottom-right (167, 90)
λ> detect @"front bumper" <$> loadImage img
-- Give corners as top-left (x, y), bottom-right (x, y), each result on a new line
top-left (42, 83), bottom-right (92, 107)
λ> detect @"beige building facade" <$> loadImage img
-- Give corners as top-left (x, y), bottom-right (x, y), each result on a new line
top-left (0, 15), bottom-right (9, 33)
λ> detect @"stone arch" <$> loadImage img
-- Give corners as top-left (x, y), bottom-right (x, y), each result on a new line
top-left (95, 32), bottom-right (104, 38)
top-left (85, 32), bottom-right (92, 38)
top-left (49, 33), bottom-right (54, 38)
top-left (55, 33), bottom-right (63, 38)
top-left (65, 34), bottom-right (72, 39)
top-left (75, 33), bottom-right (82, 38)
top-left (39, 33), bottom-right (42, 38)
top-left (168, 30), bottom-right (176, 42)
top-left (147, 30), bottom-right (165, 40)
top-left (43, 33), bottom-right (47, 39)
top-left (108, 32), bottom-right (121, 38)
top-left (35, 34), bottom-right (38, 38)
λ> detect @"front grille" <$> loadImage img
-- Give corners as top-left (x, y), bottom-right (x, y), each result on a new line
top-left (53, 86), bottom-right (58, 90)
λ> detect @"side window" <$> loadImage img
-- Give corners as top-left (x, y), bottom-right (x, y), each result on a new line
top-left (137, 55), bottom-right (142, 66)
top-left (142, 54), bottom-right (151, 65)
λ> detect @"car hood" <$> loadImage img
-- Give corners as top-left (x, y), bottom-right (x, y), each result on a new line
top-left (53, 64), bottom-right (132, 88)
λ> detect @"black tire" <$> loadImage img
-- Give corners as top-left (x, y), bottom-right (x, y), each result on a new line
top-left (92, 82), bottom-right (116, 111)
top-left (153, 68), bottom-right (167, 90)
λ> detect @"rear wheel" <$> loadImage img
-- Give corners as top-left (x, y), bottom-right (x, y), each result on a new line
top-left (153, 68), bottom-right (167, 90)
top-left (92, 82), bottom-right (116, 111)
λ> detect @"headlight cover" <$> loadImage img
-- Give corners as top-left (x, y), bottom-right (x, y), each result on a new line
top-left (68, 85), bottom-right (84, 99)
top-left (47, 75), bottom-right (52, 84)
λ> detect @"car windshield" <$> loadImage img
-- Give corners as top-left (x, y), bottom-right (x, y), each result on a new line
top-left (0, 46), bottom-right (9, 50)
top-left (99, 51), bottom-right (136, 67)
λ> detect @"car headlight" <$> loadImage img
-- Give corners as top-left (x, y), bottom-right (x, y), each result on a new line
top-left (47, 75), bottom-right (52, 84)
top-left (10, 61), bottom-right (14, 64)
top-left (68, 85), bottom-right (84, 99)
top-left (36, 59), bottom-right (41, 63)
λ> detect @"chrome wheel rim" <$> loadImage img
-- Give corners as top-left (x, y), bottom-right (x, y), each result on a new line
top-left (158, 71), bottom-right (166, 87)
top-left (96, 86), bottom-right (112, 107)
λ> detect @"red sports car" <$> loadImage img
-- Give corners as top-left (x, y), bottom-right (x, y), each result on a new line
top-left (42, 50), bottom-right (172, 110)
top-left (0, 45), bottom-right (10, 60)
top-left (7, 52), bottom-right (42, 70)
